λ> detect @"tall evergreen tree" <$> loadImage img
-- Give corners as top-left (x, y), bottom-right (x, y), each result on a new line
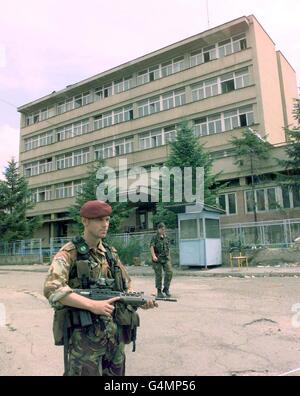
top-left (230, 127), bottom-right (272, 224)
top-left (0, 158), bottom-right (41, 242)
top-left (68, 160), bottom-right (132, 235)
top-left (278, 100), bottom-right (300, 184)
top-left (153, 121), bottom-right (220, 227)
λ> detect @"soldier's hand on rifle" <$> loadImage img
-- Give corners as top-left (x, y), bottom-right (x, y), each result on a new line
top-left (152, 255), bottom-right (158, 262)
top-left (140, 299), bottom-right (158, 310)
top-left (90, 297), bottom-right (120, 317)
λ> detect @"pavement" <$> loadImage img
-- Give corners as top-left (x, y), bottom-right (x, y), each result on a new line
top-left (2, 271), bottom-right (300, 376)
top-left (1, 262), bottom-right (300, 278)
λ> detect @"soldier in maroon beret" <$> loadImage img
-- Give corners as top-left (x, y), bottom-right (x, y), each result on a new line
top-left (44, 200), bottom-right (156, 376)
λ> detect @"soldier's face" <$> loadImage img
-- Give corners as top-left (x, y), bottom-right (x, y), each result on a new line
top-left (85, 217), bottom-right (110, 239)
top-left (159, 227), bottom-right (165, 235)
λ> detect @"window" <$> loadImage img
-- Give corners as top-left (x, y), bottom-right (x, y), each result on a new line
top-left (203, 45), bottom-right (217, 63)
top-left (137, 70), bottom-right (149, 85)
top-left (239, 105), bottom-right (254, 127)
top-left (218, 193), bottom-right (237, 215)
top-left (56, 149), bottom-right (90, 170)
top-left (104, 84), bottom-right (112, 98)
top-left (57, 102), bottom-right (66, 114)
top-left (161, 61), bottom-right (173, 77)
top-left (245, 187), bottom-right (280, 213)
top-left (180, 219), bottom-right (198, 239)
top-left (256, 189), bottom-right (266, 211)
top-left (164, 125), bottom-right (177, 143)
top-left (75, 95), bottom-right (82, 108)
top-left (173, 57), bottom-right (184, 73)
top-left (282, 186), bottom-right (291, 208)
top-left (114, 108), bottom-right (125, 124)
top-left (115, 138), bottom-right (133, 156)
top-left (204, 78), bottom-right (219, 97)
top-left (221, 73), bottom-right (235, 94)
top-left (190, 50), bottom-right (203, 67)
top-left (205, 219), bottom-right (220, 238)
top-left (224, 110), bottom-right (239, 131)
top-left (233, 34), bottom-right (247, 52)
top-left (102, 112), bottom-right (113, 128)
top-left (149, 66), bottom-right (160, 81)
top-left (138, 97), bottom-right (160, 117)
top-left (292, 185), bottom-right (300, 207)
top-left (267, 188), bottom-right (278, 210)
top-left (193, 117), bottom-right (208, 137)
top-left (140, 130), bottom-right (162, 150)
top-left (218, 39), bottom-right (233, 58)
top-left (33, 113), bottom-right (40, 124)
top-left (246, 190), bottom-right (255, 212)
top-left (95, 87), bottom-right (104, 100)
top-left (41, 108), bottom-right (48, 121)
top-left (32, 186), bottom-right (52, 202)
top-left (66, 98), bottom-right (74, 112)
top-left (82, 92), bottom-right (91, 105)
top-left (208, 114), bottom-right (222, 134)
top-left (191, 82), bottom-right (205, 101)
top-left (235, 68), bottom-right (250, 89)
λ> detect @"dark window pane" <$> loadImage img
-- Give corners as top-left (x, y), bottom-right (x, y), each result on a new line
top-left (218, 195), bottom-right (226, 211)
top-left (293, 185), bottom-right (300, 207)
top-left (282, 186), bottom-right (291, 208)
top-left (239, 114), bottom-right (247, 127)
top-left (228, 193), bottom-right (237, 214)
top-left (205, 219), bottom-right (220, 238)
top-left (257, 189), bottom-right (265, 211)
top-left (221, 80), bottom-right (235, 94)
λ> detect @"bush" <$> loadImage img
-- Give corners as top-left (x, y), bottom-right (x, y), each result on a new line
top-left (106, 237), bottom-right (143, 266)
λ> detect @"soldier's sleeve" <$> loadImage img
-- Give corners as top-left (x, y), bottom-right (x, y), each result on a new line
top-left (43, 246), bottom-right (75, 310)
top-left (150, 235), bottom-right (156, 247)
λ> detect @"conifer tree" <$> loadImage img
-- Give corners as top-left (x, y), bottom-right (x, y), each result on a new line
top-left (0, 158), bottom-right (41, 242)
top-left (68, 160), bottom-right (131, 235)
top-left (153, 121), bottom-right (220, 227)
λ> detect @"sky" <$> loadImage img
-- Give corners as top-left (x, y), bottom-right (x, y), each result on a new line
top-left (0, 0), bottom-right (299, 179)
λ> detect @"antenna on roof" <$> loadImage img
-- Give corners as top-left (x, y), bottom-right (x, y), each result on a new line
top-left (206, 0), bottom-right (210, 29)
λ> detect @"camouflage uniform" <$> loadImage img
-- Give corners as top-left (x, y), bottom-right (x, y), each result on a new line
top-left (43, 241), bottom-right (131, 376)
top-left (150, 233), bottom-right (173, 291)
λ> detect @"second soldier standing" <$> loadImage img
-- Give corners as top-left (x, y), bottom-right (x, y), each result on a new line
top-left (150, 223), bottom-right (173, 298)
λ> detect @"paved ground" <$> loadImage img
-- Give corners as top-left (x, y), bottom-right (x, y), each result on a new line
top-left (1, 267), bottom-right (300, 376)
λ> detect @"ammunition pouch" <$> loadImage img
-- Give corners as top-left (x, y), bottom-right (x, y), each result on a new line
top-left (53, 308), bottom-right (70, 346)
top-left (115, 303), bottom-right (140, 345)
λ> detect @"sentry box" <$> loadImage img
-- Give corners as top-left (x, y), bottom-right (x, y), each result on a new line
top-left (169, 203), bottom-right (225, 268)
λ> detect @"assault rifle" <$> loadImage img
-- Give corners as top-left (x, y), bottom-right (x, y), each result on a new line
top-left (73, 278), bottom-right (177, 327)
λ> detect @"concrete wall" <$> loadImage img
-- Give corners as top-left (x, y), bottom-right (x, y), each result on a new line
top-left (276, 51), bottom-right (299, 129)
top-left (250, 16), bottom-right (286, 144)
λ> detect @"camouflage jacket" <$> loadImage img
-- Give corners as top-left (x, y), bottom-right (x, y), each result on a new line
top-left (150, 233), bottom-right (170, 258)
top-left (43, 240), bottom-right (131, 310)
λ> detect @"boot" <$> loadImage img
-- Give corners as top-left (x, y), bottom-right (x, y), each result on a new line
top-left (156, 289), bottom-right (165, 298)
top-left (163, 287), bottom-right (171, 297)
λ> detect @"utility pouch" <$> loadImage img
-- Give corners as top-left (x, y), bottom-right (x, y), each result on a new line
top-left (114, 303), bottom-right (140, 345)
top-left (53, 308), bottom-right (70, 346)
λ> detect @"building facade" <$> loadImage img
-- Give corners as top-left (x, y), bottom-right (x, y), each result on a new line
top-left (18, 15), bottom-right (299, 245)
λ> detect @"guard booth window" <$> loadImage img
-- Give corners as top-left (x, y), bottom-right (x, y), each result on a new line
top-left (180, 219), bottom-right (198, 239)
top-left (205, 219), bottom-right (220, 238)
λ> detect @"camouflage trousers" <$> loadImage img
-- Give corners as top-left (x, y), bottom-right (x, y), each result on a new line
top-left (65, 320), bottom-right (126, 376)
top-left (152, 258), bottom-right (173, 290)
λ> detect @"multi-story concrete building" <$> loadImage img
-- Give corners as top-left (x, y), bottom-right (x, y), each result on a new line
top-left (18, 15), bottom-right (299, 245)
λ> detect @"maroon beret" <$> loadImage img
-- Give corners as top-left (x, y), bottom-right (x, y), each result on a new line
top-left (80, 200), bottom-right (112, 219)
